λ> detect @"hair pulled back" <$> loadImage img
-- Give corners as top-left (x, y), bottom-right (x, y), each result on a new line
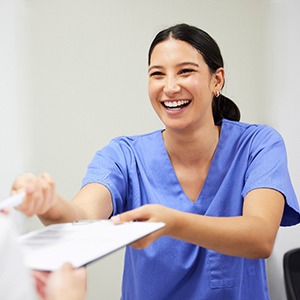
top-left (148, 23), bottom-right (240, 123)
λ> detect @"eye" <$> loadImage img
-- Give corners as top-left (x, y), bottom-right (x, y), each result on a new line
top-left (149, 71), bottom-right (164, 78)
top-left (179, 68), bottom-right (195, 75)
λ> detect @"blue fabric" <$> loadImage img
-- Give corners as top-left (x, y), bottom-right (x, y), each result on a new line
top-left (82, 119), bottom-right (300, 300)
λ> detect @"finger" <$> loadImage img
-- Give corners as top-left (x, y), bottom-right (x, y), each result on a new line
top-left (16, 181), bottom-right (37, 214)
top-left (60, 262), bottom-right (74, 271)
top-left (17, 173), bottom-right (55, 216)
top-left (40, 173), bottom-right (55, 192)
top-left (0, 208), bottom-right (9, 215)
top-left (32, 270), bottom-right (50, 284)
top-left (60, 262), bottom-right (86, 277)
top-left (74, 267), bottom-right (87, 287)
top-left (76, 267), bottom-right (87, 280)
top-left (111, 207), bottom-right (150, 224)
top-left (130, 229), bottom-right (163, 249)
top-left (39, 173), bottom-right (55, 214)
top-left (11, 173), bottom-right (36, 193)
top-left (32, 270), bottom-right (50, 300)
top-left (19, 182), bottom-right (43, 216)
top-left (18, 178), bottom-right (46, 216)
top-left (56, 263), bottom-right (87, 289)
top-left (28, 187), bottom-right (43, 215)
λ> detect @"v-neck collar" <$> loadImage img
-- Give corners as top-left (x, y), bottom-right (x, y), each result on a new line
top-left (158, 122), bottom-right (226, 205)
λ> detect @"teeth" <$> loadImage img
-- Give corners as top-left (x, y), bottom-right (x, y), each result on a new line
top-left (164, 100), bottom-right (190, 108)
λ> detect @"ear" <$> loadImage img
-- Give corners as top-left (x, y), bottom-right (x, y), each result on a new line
top-left (212, 67), bottom-right (225, 95)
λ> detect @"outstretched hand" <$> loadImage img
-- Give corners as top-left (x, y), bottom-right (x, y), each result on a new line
top-left (11, 172), bottom-right (57, 217)
top-left (111, 204), bottom-right (180, 249)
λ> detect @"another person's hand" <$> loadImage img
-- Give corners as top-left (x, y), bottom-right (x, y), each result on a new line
top-left (11, 173), bottom-right (57, 217)
top-left (0, 208), bottom-right (9, 215)
top-left (45, 263), bottom-right (87, 300)
top-left (33, 263), bottom-right (87, 300)
top-left (32, 269), bottom-right (50, 300)
top-left (111, 204), bottom-right (180, 249)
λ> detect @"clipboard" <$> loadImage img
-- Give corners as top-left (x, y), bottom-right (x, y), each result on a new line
top-left (18, 220), bottom-right (165, 271)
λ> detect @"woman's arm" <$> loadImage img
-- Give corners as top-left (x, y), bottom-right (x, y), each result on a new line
top-left (113, 188), bottom-right (284, 259)
top-left (12, 173), bottom-right (113, 225)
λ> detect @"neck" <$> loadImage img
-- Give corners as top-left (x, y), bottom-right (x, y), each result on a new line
top-left (163, 124), bottom-right (220, 166)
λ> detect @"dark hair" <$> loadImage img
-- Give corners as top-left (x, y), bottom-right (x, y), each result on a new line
top-left (148, 23), bottom-right (240, 123)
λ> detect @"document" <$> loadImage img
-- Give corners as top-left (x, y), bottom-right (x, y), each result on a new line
top-left (18, 220), bottom-right (165, 271)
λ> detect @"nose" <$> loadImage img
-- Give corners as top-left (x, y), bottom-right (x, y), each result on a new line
top-left (163, 76), bottom-right (181, 96)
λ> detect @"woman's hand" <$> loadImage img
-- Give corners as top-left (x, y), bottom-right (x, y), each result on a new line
top-left (111, 204), bottom-right (180, 249)
top-left (111, 189), bottom-right (284, 258)
top-left (11, 173), bottom-right (57, 217)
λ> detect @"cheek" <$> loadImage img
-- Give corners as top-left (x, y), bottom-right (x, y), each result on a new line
top-left (189, 77), bottom-right (212, 97)
top-left (148, 81), bottom-right (160, 103)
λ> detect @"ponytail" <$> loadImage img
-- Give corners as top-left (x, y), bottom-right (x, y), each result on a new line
top-left (212, 94), bottom-right (241, 124)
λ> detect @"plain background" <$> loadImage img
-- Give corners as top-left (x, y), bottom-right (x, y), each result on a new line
top-left (1, 0), bottom-right (300, 299)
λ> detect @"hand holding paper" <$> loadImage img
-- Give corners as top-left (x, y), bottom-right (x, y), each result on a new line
top-left (111, 204), bottom-right (173, 249)
top-left (11, 172), bottom-right (59, 217)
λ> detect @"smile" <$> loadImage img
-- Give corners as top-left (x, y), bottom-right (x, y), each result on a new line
top-left (162, 100), bottom-right (191, 110)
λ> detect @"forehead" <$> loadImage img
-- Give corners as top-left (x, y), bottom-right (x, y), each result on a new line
top-left (149, 38), bottom-right (205, 66)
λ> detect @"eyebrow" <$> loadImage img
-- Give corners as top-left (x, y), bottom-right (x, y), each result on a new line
top-left (148, 62), bottom-right (200, 73)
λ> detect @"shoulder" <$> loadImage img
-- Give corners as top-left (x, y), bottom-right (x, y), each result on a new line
top-left (221, 119), bottom-right (283, 144)
top-left (111, 130), bottom-right (163, 147)
top-left (100, 130), bottom-right (163, 158)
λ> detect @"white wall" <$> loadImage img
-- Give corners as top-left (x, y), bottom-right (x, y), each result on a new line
top-left (2, 0), bottom-right (299, 299)
top-left (0, 0), bottom-right (32, 229)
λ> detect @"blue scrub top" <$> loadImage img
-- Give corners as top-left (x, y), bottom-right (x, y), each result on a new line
top-left (82, 119), bottom-right (300, 300)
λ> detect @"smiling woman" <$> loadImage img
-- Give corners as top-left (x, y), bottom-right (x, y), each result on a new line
top-left (12, 23), bottom-right (300, 300)
top-left (148, 24), bottom-right (240, 125)
top-left (148, 39), bottom-right (219, 133)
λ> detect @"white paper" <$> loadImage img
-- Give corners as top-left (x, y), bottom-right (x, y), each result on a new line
top-left (0, 192), bottom-right (25, 210)
top-left (18, 220), bottom-right (165, 271)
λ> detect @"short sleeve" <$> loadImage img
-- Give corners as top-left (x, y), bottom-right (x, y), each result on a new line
top-left (242, 126), bottom-right (300, 226)
top-left (82, 138), bottom-right (129, 215)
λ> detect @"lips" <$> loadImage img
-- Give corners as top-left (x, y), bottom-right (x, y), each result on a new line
top-left (162, 100), bottom-right (191, 110)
